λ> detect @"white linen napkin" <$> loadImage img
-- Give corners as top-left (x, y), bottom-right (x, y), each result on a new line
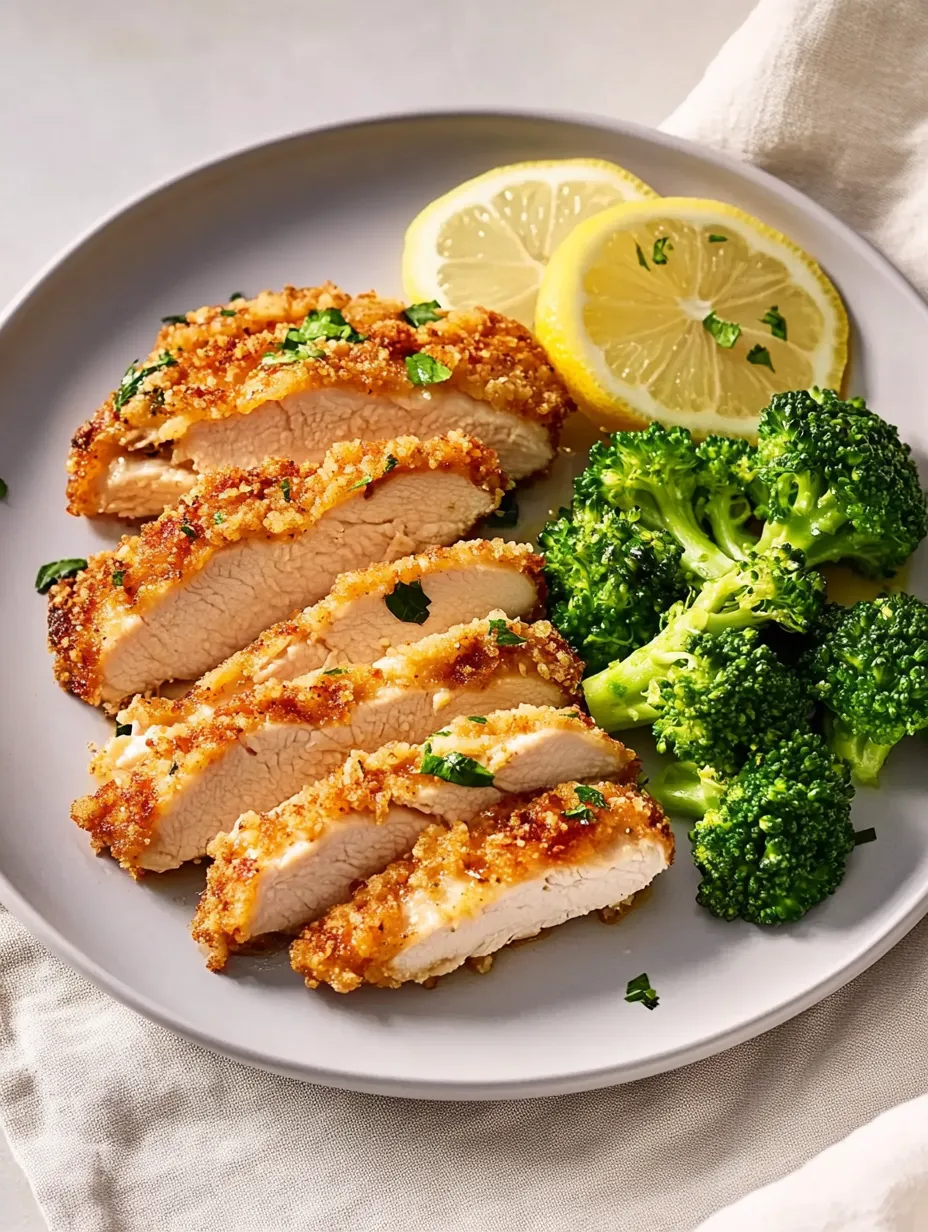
top-left (3, 1), bottom-right (928, 1229)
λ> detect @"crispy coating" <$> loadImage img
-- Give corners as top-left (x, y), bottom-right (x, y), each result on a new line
top-left (121, 538), bottom-right (546, 730)
top-left (290, 781), bottom-right (673, 992)
top-left (66, 283), bottom-right (573, 515)
top-left (192, 706), bottom-right (637, 970)
top-left (71, 617), bottom-right (583, 874)
top-left (49, 432), bottom-right (504, 707)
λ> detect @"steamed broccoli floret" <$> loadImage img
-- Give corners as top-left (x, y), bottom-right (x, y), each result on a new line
top-left (802, 593), bottom-right (928, 785)
top-left (576, 423), bottom-right (737, 579)
top-left (650, 627), bottom-right (809, 775)
top-left (582, 546), bottom-right (824, 732)
top-left (754, 388), bottom-right (927, 576)
top-left (654, 732), bottom-right (857, 925)
top-left (694, 434), bottom-right (760, 563)
top-left (539, 505), bottom-right (690, 674)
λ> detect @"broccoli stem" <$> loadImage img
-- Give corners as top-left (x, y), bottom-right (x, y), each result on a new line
top-left (634, 489), bottom-right (735, 579)
top-left (755, 480), bottom-right (847, 566)
top-left (825, 714), bottom-right (894, 787)
top-left (702, 492), bottom-right (758, 562)
top-left (650, 762), bottom-right (725, 819)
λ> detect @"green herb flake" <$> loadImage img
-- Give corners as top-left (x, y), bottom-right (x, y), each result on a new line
top-left (300, 308), bottom-right (365, 344)
top-left (261, 343), bottom-right (324, 367)
top-left (404, 300), bottom-right (442, 327)
top-left (418, 744), bottom-right (495, 787)
top-left (635, 242), bottom-right (650, 270)
top-left (0, 478), bottom-right (7, 500)
top-left (322, 667), bottom-right (346, 677)
top-left (708, 234), bottom-right (728, 243)
top-left (229, 291), bottom-right (246, 301)
top-left (854, 827), bottom-right (877, 845)
top-left (114, 351), bottom-right (177, 410)
top-left (489, 617), bottom-right (526, 646)
top-left (405, 353), bottom-right (452, 386)
top-left (575, 785), bottom-right (607, 809)
top-left (625, 972), bottom-right (659, 1010)
top-left (115, 722), bottom-right (132, 737)
top-left (213, 512), bottom-right (225, 525)
top-left (760, 305), bottom-right (787, 341)
top-left (384, 454), bottom-right (399, 474)
top-left (486, 489), bottom-right (519, 528)
top-left (652, 237), bottom-right (673, 265)
top-left (35, 558), bottom-right (87, 594)
top-left (702, 311), bottom-right (742, 349)
top-left (179, 521), bottom-right (198, 540)
top-left (563, 805), bottom-right (595, 823)
top-left (281, 477), bottom-right (292, 503)
top-left (432, 730), bottom-right (451, 738)
top-left (161, 314), bottom-right (188, 325)
top-left (746, 343), bottom-right (774, 371)
top-left (220, 308), bottom-right (237, 317)
top-left (385, 579), bottom-right (432, 625)
top-left (467, 716), bottom-right (487, 724)
top-left (349, 475), bottom-right (373, 492)
top-left (112, 570), bottom-right (125, 587)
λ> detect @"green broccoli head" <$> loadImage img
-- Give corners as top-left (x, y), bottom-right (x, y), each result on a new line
top-left (539, 504), bottom-right (690, 674)
top-left (802, 592), bottom-right (928, 785)
top-left (694, 434), bottom-right (760, 563)
top-left (576, 423), bottom-right (737, 579)
top-left (688, 731), bottom-right (856, 925)
top-left (755, 388), bottom-right (927, 576)
top-left (583, 546), bottom-right (824, 732)
top-left (650, 628), bottom-right (809, 776)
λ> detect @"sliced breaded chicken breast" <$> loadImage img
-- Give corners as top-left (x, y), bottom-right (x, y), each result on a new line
top-left (72, 618), bottom-right (582, 875)
top-left (291, 780), bottom-right (673, 992)
top-left (49, 433), bottom-right (504, 708)
top-left (193, 705), bottom-right (636, 969)
top-left (67, 284), bottom-right (572, 518)
top-left (119, 539), bottom-right (544, 733)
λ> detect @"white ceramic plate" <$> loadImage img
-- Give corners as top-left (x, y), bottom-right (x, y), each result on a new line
top-left (0, 112), bottom-right (925, 1100)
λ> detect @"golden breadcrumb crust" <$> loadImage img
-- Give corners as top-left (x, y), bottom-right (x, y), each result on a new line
top-left (192, 706), bottom-right (637, 970)
top-left (290, 781), bottom-right (673, 992)
top-left (122, 538), bottom-right (545, 730)
top-left (72, 617), bottom-right (583, 874)
top-left (66, 283), bottom-right (574, 515)
top-left (49, 432), bottom-right (504, 706)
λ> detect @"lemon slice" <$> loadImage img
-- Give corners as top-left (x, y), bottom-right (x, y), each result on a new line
top-left (402, 159), bottom-right (658, 326)
top-left (534, 197), bottom-right (849, 437)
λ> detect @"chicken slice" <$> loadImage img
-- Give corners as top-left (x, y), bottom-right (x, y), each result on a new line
top-left (66, 284), bottom-right (572, 518)
top-left (72, 617), bottom-right (582, 875)
top-left (119, 539), bottom-right (544, 733)
top-left (290, 780), bottom-right (673, 992)
top-left (49, 433), bottom-right (504, 708)
top-left (193, 705), bottom-right (637, 969)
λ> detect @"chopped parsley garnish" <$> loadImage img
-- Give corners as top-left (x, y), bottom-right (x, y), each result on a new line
top-left (385, 579), bottom-right (432, 624)
top-left (161, 314), bottom-right (188, 325)
top-left (220, 308), bottom-right (237, 317)
top-left (760, 305), bottom-right (787, 341)
top-left (261, 342), bottom-right (324, 367)
top-left (115, 722), bottom-right (132, 737)
top-left (635, 242), bottom-right (649, 270)
top-left (432, 730), bottom-right (451, 737)
top-left (652, 237), bottom-right (673, 265)
top-left (575, 785), bottom-right (607, 809)
top-left (35, 558), bottom-right (87, 594)
top-left (280, 477), bottom-right (292, 502)
top-left (404, 300), bottom-right (442, 327)
top-left (322, 667), bottom-right (346, 676)
top-left (563, 805), bottom-right (595, 823)
top-left (301, 308), bottom-right (365, 343)
top-left (467, 715), bottom-right (487, 724)
top-left (489, 617), bottom-right (526, 646)
top-left (349, 475), bottom-right (372, 491)
top-left (486, 489), bottom-right (519, 528)
top-left (854, 827), bottom-right (877, 845)
top-left (746, 343), bottom-right (774, 370)
top-left (418, 745), bottom-right (495, 787)
top-left (179, 521), bottom-right (198, 540)
top-left (229, 291), bottom-right (246, 301)
top-left (169, 761), bottom-right (179, 776)
top-left (213, 512), bottom-right (225, 525)
top-left (702, 311), bottom-right (741, 349)
top-left (0, 478), bottom-right (7, 500)
top-left (384, 454), bottom-right (399, 474)
top-left (625, 972), bottom-right (659, 1010)
top-left (405, 353), bottom-right (452, 386)
top-left (114, 351), bottom-right (177, 410)
top-left (112, 570), bottom-right (125, 587)
top-left (708, 234), bottom-right (728, 243)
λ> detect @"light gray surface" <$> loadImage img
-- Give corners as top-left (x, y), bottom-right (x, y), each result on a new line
top-left (0, 1), bottom-right (756, 1225)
